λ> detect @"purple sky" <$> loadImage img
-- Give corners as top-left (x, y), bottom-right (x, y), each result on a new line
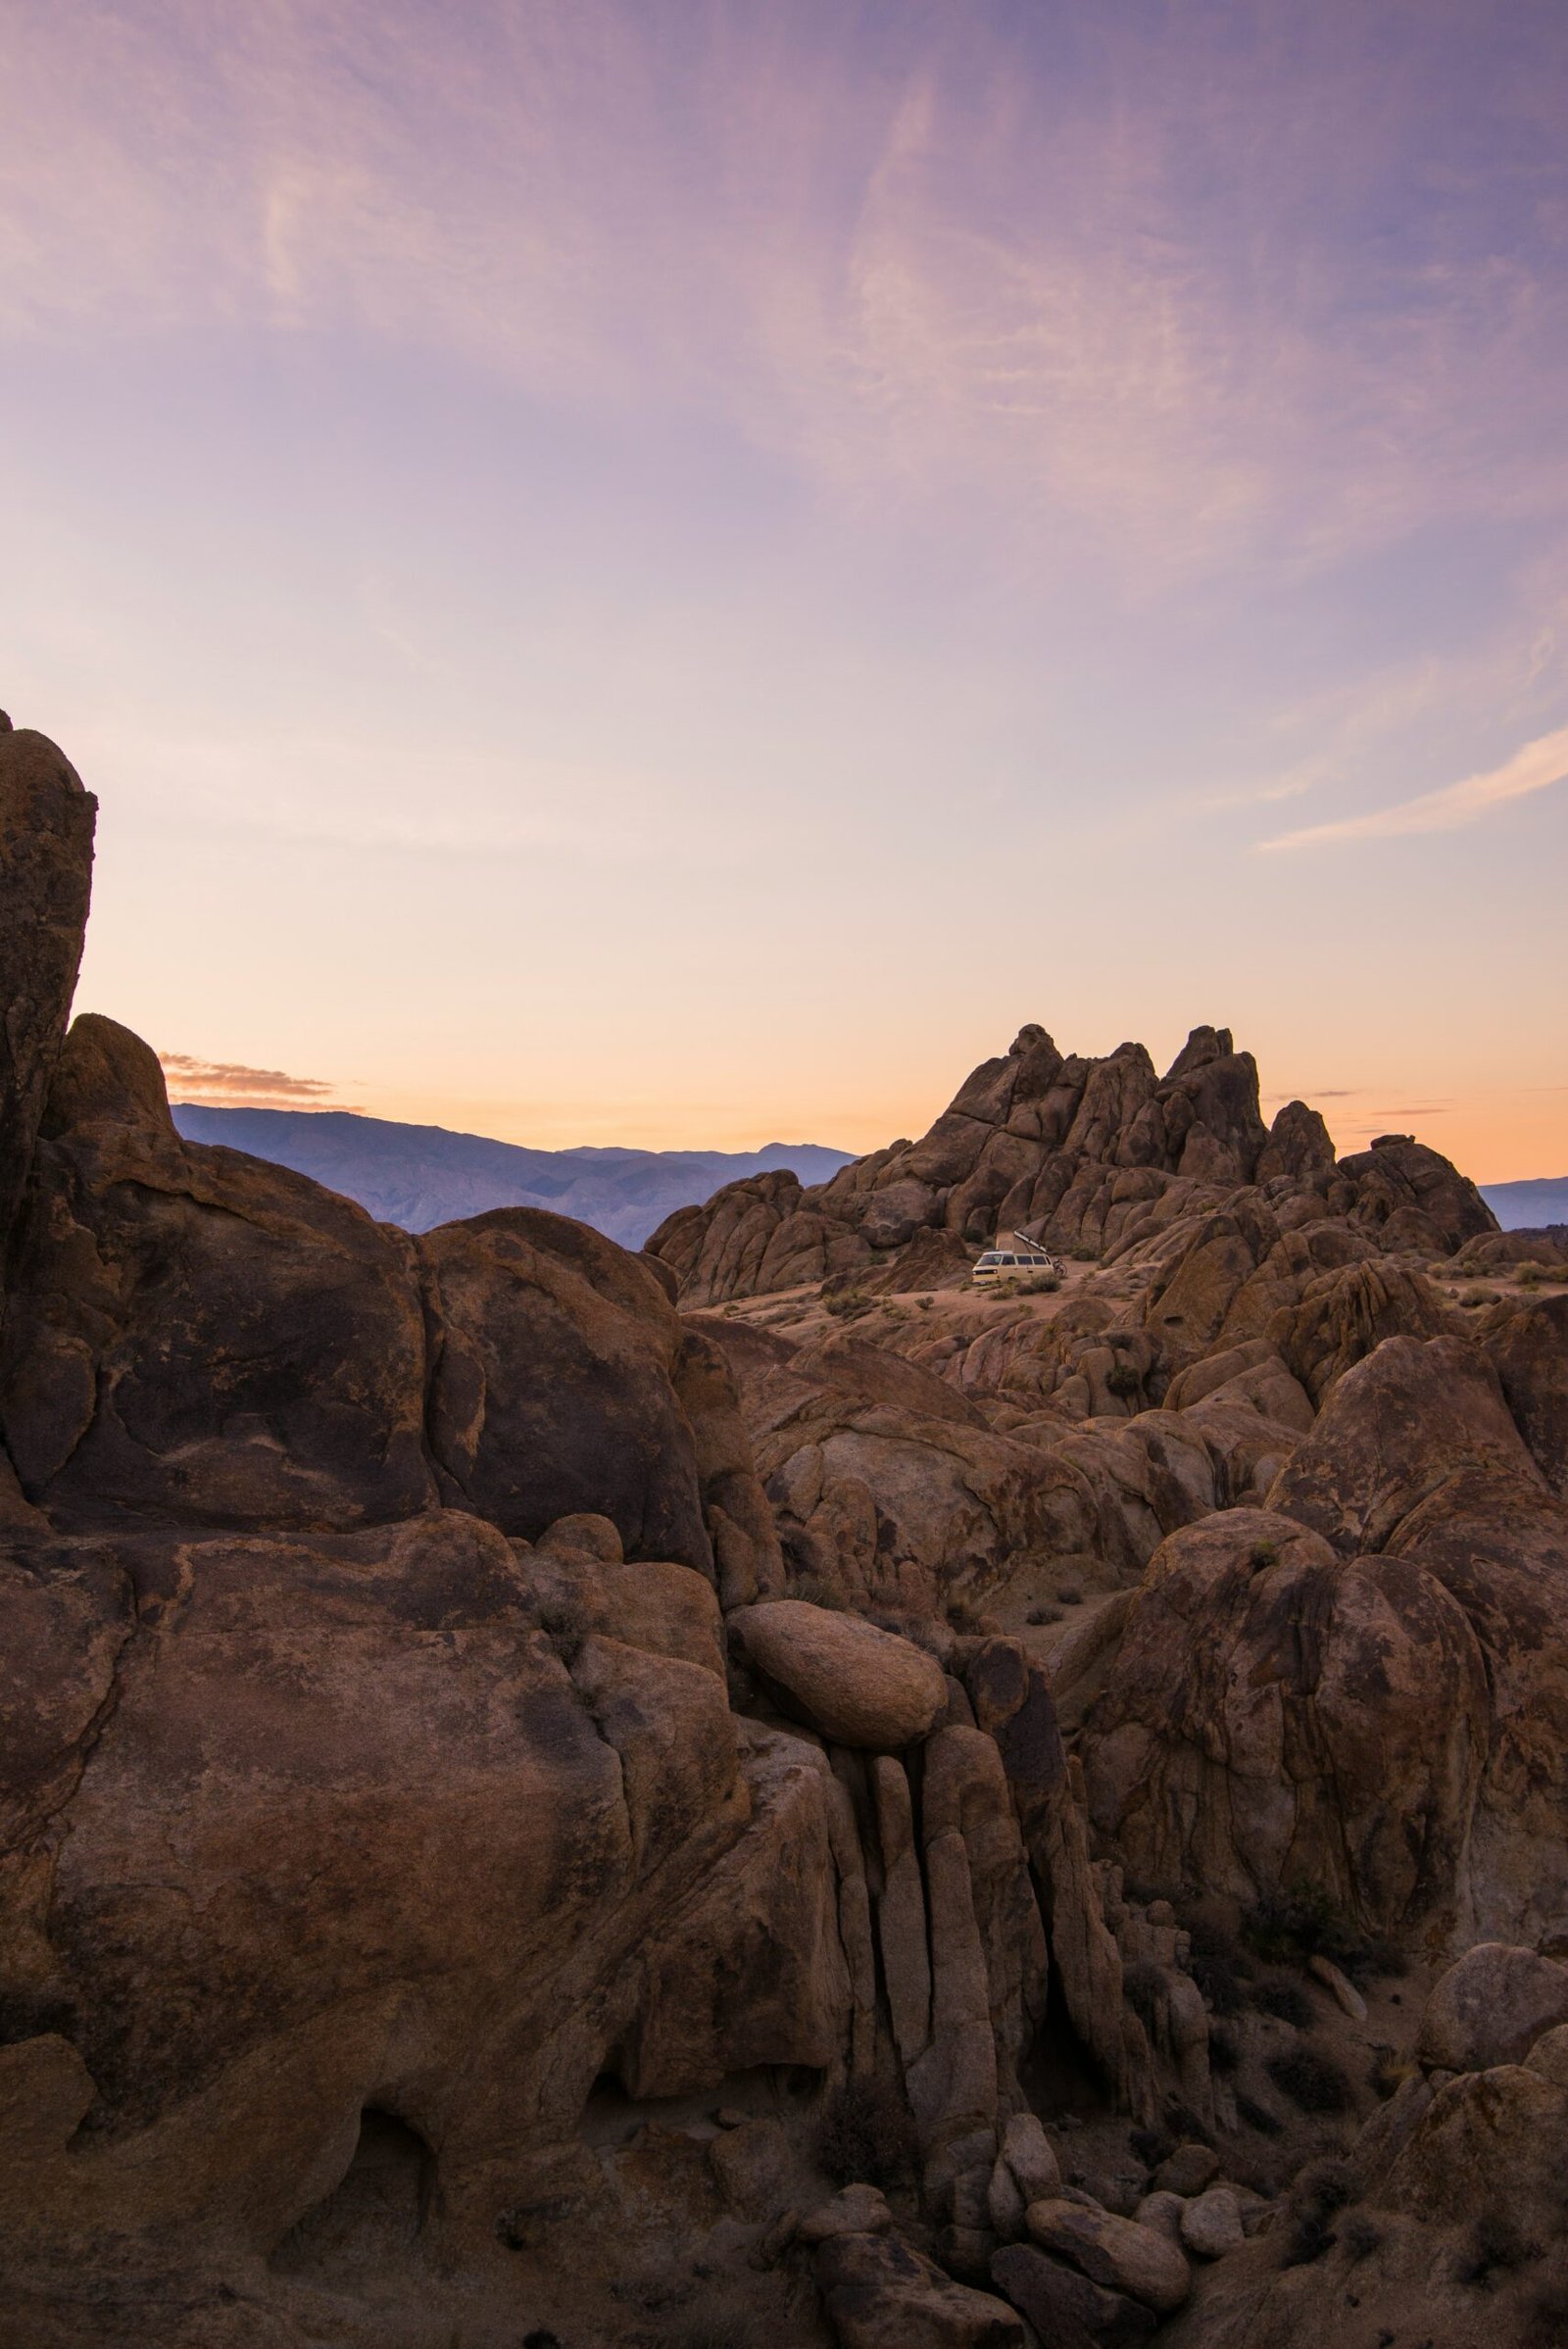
top-left (4, 0), bottom-right (1566, 1176)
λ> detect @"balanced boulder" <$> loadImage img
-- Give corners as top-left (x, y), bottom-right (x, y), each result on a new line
top-left (727, 1600), bottom-right (948, 1747)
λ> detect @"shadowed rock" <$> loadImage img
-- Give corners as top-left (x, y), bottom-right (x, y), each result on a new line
top-left (0, 726), bottom-right (95, 1264)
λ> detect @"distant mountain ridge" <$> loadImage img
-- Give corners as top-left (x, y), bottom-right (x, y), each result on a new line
top-left (1481, 1176), bottom-right (1568, 1232)
top-left (168, 1104), bottom-right (852, 1248)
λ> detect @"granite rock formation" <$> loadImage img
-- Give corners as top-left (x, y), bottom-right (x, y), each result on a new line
top-left (3, 719), bottom-right (1565, 2349)
top-left (648, 1022), bottom-right (1493, 1305)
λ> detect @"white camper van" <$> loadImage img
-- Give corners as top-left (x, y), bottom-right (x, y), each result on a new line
top-left (972, 1235), bottom-right (1056, 1288)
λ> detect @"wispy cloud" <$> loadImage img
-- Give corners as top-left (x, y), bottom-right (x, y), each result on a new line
top-left (160, 1053), bottom-right (347, 1107)
top-left (6, 4), bottom-right (1568, 588)
top-left (1256, 722), bottom-right (1568, 852)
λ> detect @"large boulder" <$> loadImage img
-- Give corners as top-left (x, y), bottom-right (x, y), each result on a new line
top-left (991, 2242), bottom-right (1156, 2343)
top-left (0, 1514), bottom-right (858, 2318)
top-left (1417, 1942), bottom-right (1568, 2073)
top-left (0, 1017), bottom-right (435, 1532)
top-left (1076, 1508), bottom-right (1489, 1937)
top-left (1266, 1333), bottom-right (1545, 1556)
top-left (1486, 1291), bottom-right (1568, 1497)
top-left (727, 1599), bottom-right (947, 1747)
top-left (1023, 2199), bottom-right (1190, 2314)
top-left (814, 2227), bottom-right (1027, 2347)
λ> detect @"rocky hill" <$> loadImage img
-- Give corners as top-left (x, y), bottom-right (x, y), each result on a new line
top-left (646, 1017), bottom-right (1494, 1302)
top-left (4, 712), bottom-right (1568, 2349)
top-left (168, 1104), bottom-right (851, 1248)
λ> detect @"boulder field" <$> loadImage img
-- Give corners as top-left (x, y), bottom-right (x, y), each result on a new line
top-left (2, 718), bottom-right (1567, 2347)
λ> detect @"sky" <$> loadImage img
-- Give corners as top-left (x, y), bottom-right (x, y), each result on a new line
top-left (3, 0), bottom-right (1566, 1181)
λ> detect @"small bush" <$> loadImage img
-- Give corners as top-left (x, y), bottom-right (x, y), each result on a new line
top-left (1056, 1585), bottom-right (1083, 1606)
top-left (1250, 1540), bottom-right (1280, 1571)
top-left (538, 1590), bottom-right (593, 1655)
top-left (1129, 2125), bottom-right (1174, 2168)
top-left (1019, 1270), bottom-right (1060, 1294)
top-left (1291, 2159), bottom-right (1354, 2222)
top-left (824, 1287), bottom-right (876, 1320)
top-left (1070, 1246), bottom-right (1100, 1262)
top-left (1236, 2092), bottom-right (1283, 2137)
top-left (1026, 1601), bottom-right (1063, 1626)
top-left (1244, 1885), bottom-right (1373, 1981)
top-left (1267, 2045), bottom-right (1352, 2114)
top-left (916, 1295), bottom-right (934, 1309)
top-left (788, 1573), bottom-right (850, 1611)
top-left (816, 2077), bottom-right (917, 2193)
top-left (1460, 1287), bottom-right (1501, 1309)
top-left (1252, 1975), bottom-right (1313, 2028)
top-left (1368, 2046), bottom-right (1417, 2100)
top-left (1105, 1361), bottom-right (1143, 1399)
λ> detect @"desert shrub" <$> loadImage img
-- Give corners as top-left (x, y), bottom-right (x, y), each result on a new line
top-left (916, 1295), bottom-right (934, 1309)
top-left (1518, 1264), bottom-right (1544, 1288)
top-left (788, 1573), bottom-right (849, 1611)
top-left (1292, 2158), bottom-right (1354, 2222)
top-left (1104, 1361), bottom-right (1143, 1399)
top-left (1455, 2214), bottom-right (1539, 2287)
top-left (816, 2078), bottom-right (917, 2193)
top-left (1460, 1287), bottom-right (1501, 1309)
top-left (1026, 1601), bottom-right (1063, 1626)
top-left (1207, 2022), bottom-right (1241, 2075)
top-left (1244, 1885), bottom-right (1373, 1980)
top-left (1368, 2046), bottom-right (1417, 2099)
top-left (1056, 1585), bottom-right (1083, 1606)
top-left (1123, 1961), bottom-right (1166, 2029)
top-left (1277, 2160), bottom-right (1354, 2266)
top-left (1251, 1975), bottom-right (1313, 2028)
top-left (825, 1289), bottom-right (876, 1320)
top-left (1069, 1246), bottom-right (1099, 1262)
top-left (1250, 1540), bottom-right (1280, 1571)
top-left (1129, 2125), bottom-right (1174, 2168)
top-left (1267, 2045), bottom-right (1352, 2114)
top-left (1236, 2093), bottom-right (1283, 2137)
top-left (537, 1589), bottom-right (592, 1656)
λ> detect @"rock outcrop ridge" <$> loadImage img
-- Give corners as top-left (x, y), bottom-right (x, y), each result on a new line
top-left (648, 1021), bottom-right (1492, 1304)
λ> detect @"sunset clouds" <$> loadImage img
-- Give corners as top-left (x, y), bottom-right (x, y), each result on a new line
top-left (3, 1), bottom-right (1565, 1173)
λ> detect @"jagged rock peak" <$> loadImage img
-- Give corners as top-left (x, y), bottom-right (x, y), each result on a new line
top-left (1163, 1024), bottom-right (1233, 1080)
top-left (1008, 1022), bottom-right (1055, 1056)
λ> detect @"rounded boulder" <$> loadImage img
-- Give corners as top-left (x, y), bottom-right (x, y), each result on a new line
top-left (726, 1600), bottom-right (948, 1748)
